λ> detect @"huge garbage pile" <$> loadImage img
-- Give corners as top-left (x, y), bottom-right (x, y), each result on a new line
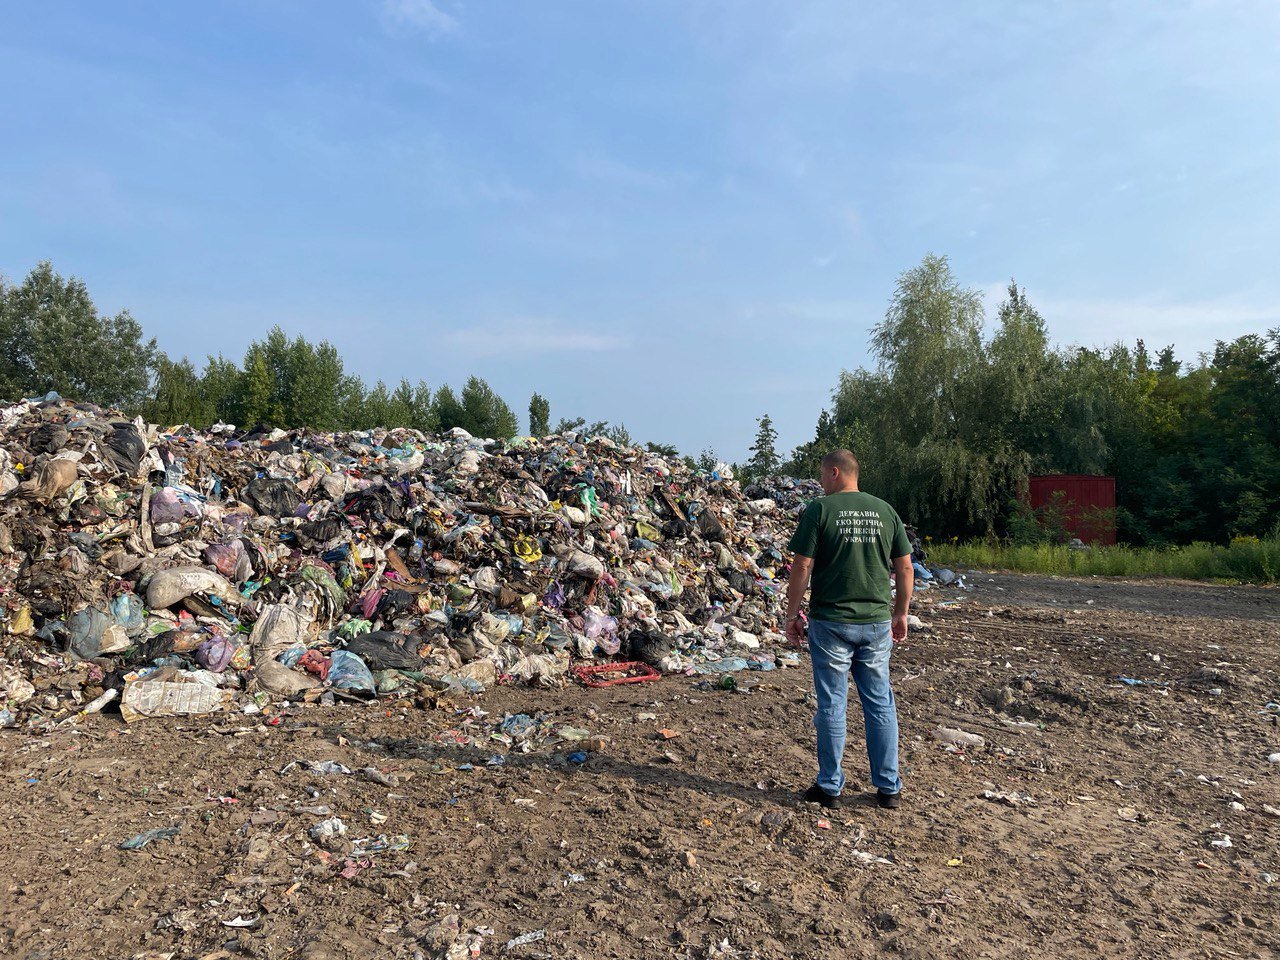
top-left (0, 396), bottom-right (808, 729)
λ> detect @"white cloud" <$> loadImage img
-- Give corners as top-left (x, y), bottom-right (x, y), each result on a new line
top-left (380, 0), bottom-right (458, 39)
top-left (445, 318), bottom-right (629, 355)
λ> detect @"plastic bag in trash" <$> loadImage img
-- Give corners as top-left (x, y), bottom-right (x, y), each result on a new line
top-left (582, 606), bottom-right (617, 641)
top-left (109, 593), bottom-right (146, 637)
top-left (67, 606), bottom-right (130, 659)
top-left (698, 510), bottom-right (726, 543)
top-left (242, 475), bottom-right (302, 517)
top-left (249, 604), bottom-right (321, 696)
top-left (343, 631), bottom-right (422, 671)
top-left (329, 649), bottom-right (375, 695)
top-left (194, 634), bottom-right (240, 673)
top-left (150, 487), bottom-right (185, 524)
top-left (203, 540), bottom-right (249, 581)
top-left (101, 423), bottom-right (148, 476)
top-left (626, 628), bottom-right (673, 666)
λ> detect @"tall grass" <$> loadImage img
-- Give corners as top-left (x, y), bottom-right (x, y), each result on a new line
top-left (927, 537), bottom-right (1280, 584)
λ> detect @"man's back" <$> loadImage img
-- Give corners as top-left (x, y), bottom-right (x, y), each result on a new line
top-left (788, 490), bottom-right (910, 624)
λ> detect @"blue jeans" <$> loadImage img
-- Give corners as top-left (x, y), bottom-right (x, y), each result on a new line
top-left (808, 619), bottom-right (902, 795)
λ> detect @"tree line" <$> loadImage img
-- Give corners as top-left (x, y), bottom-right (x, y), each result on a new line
top-left (775, 254), bottom-right (1280, 546)
top-left (0, 261), bottom-right (687, 454)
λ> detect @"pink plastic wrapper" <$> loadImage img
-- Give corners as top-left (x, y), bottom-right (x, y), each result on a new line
top-left (150, 487), bottom-right (184, 524)
top-left (358, 588), bottom-right (387, 620)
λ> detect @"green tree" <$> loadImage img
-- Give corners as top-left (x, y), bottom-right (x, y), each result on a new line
top-left (403, 378), bottom-right (438, 433)
top-left (980, 282), bottom-right (1052, 470)
top-left (200, 356), bottom-right (243, 426)
top-left (745, 413), bottom-right (780, 482)
top-left (238, 348), bottom-right (280, 427)
top-left (286, 338), bottom-right (346, 430)
top-left (604, 423), bottom-right (634, 447)
top-left (870, 253), bottom-right (984, 433)
top-left (144, 355), bottom-right (207, 426)
top-left (460, 376), bottom-right (518, 438)
top-left (362, 381), bottom-right (393, 430)
top-left (528, 393), bottom-right (551, 436)
top-left (834, 254), bottom-right (1002, 534)
top-left (0, 261), bottom-right (157, 409)
top-left (1192, 332), bottom-right (1280, 538)
top-left (340, 377), bottom-right (368, 430)
top-left (231, 327), bottom-right (351, 430)
top-left (433, 376), bottom-right (518, 438)
top-left (431, 384), bottom-right (466, 432)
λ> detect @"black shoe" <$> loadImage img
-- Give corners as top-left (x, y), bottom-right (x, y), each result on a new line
top-left (803, 784), bottom-right (840, 809)
top-left (876, 790), bottom-right (902, 810)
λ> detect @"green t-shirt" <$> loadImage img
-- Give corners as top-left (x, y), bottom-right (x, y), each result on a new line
top-left (787, 491), bottom-right (911, 624)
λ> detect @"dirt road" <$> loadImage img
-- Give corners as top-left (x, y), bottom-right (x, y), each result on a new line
top-left (3, 573), bottom-right (1278, 959)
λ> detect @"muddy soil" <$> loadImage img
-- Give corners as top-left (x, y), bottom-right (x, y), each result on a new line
top-left (2, 575), bottom-right (1278, 960)
top-left (959, 570), bottom-right (1280, 622)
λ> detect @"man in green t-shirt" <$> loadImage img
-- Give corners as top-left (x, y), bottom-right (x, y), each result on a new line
top-left (784, 449), bottom-right (913, 810)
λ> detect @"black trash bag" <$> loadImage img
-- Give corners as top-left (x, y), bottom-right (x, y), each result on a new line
top-left (625, 628), bottom-right (673, 666)
top-left (697, 510), bottom-right (725, 543)
top-left (342, 484), bottom-right (409, 523)
top-left (377, 589), bottom-right (418, 621)
top-left (243, 476), bottom-right (302, 517)
top-left (688, 602), bottom-right (719, 626)
top-left (296, 517), bottom-right (346, 547)
top-left (725, 570), bottom-right (758, 596)
top-left (130, 631), bottom-right (179, 663)
top-left (262, 439), bottom-right (294, 455)
top-left (102, 423), bottom-right (147, 475)
top-left (661, 519), bottom-right (690, 540)
top-left (29, 423), bottom-right (70, 454)
top-left (707, 572), bottom-right (738, 604)
top-left (343, 631), bottom-right (423, 671)
top-left (253, 579), bottom-right (291, 604)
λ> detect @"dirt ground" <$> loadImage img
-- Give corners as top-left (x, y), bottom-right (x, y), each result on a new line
top-left (2, 572), bottom-right (1278, 960)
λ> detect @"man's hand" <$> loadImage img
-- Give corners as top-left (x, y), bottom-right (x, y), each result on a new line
top-left (891, 553), bottom-right (913, 645)
top-left (891, 613), bottom-right (908, 644)
top-left (786, 616), bottom-right (806, 648)
top-left (785, 554), bottom-right (814, 650)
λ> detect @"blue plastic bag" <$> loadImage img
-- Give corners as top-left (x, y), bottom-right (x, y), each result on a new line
top-left (110, 593), bottom-right (147, 637)
top-left (328, 650), bottom-right (375, 694)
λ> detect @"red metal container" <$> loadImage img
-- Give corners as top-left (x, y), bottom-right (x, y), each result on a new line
top-left (1027, 475), bottom-right (1117, 545)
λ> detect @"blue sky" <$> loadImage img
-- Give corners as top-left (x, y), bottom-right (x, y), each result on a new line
top-left (2, 1), bottom-right (1278, 461)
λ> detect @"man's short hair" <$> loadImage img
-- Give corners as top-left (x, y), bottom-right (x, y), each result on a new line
top-left (821, 449), bottom-right (859, 476)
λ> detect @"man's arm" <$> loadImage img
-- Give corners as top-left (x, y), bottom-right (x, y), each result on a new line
top-left (891, 553), bottom-right (913, 642)
top-left (785, 555), bottom-right (814, 646)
